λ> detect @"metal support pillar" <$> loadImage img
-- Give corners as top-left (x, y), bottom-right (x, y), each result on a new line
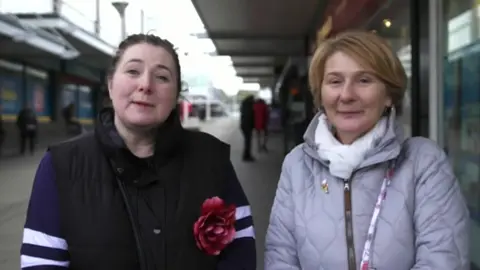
top-left (428, 0), bottom-right (443, 143)
top-left (112, 2), bottom-right (129, 40)
top-left (94, 0), bottom-right (101, 35)
top-left (53, 0), bottom-right (62, 14)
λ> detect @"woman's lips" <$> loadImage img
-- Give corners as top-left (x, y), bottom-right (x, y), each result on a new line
top-left (132, 101), bottom-right (154, 107)
top-left (338, 111), bottom-right (362, 117)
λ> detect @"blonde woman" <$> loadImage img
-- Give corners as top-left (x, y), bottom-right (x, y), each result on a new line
top-left (265, 31), bottom-right (469, 270)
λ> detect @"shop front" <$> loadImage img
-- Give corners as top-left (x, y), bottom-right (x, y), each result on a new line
top-left (368, 0), bottom-right (480, 266)
top-left (0, 60), bottom-right (51, 122)
top-left (441, 0), bottom-right (480, 267)
top-left (59, 75), bottom-right (96, 125)
top-left (315, 0), bottom-right (479, 267)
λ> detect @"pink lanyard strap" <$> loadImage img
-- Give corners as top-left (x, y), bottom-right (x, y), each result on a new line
top-left (360, 161), bottom-right (395, 270)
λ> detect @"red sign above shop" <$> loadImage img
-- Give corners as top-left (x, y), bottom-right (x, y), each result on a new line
top-left (320, 0), bottom-right (385, 37)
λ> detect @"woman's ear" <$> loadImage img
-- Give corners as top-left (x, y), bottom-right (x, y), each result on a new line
top-left (384, 96), bottom-right (393, 108)
top-left (107, 77), bottom-right (113, 99)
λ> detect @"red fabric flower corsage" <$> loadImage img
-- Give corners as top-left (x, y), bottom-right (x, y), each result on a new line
top-left (193, 196), bottom-right (236, 255)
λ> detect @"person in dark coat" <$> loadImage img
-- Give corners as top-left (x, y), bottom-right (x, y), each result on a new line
top-left (16, 105), bottom-right (38, 155)
top-left (62, 103), bottom-right (83, 135)
top-left (253, 98), bottom-right (269, 152)
top-left (20, 34), bottom-right (256, 270)
top-left (240, 95), bottom-right (255, 161)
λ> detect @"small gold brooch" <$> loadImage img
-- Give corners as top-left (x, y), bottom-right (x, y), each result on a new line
top-left (321, 179), bottom-right (329, 194)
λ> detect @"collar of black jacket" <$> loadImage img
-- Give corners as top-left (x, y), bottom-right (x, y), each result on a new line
top-left (94, 107), bottom-right (185, 187)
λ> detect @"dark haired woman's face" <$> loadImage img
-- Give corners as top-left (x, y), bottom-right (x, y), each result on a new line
top-left (108, 43), bottom-right (178, 128)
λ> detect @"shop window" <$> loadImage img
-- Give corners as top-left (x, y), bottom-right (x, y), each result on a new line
top-left (0, 70), bottom-right (23, 120)
top-left (0, 61), bottom-right (51, 122)
top-left (26, 71), bottom-right (50, 122)
top-left (60, 84), bottom-right (94, 125)
top-left (443, 0), bottom-right (480, 267)
top-left (364, 0), bottom-right (412, 137)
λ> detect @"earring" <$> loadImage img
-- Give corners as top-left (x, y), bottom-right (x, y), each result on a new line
top-left (383, 106), bottom-right (392, 115)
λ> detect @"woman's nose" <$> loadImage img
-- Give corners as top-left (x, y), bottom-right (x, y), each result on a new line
top-left (339, 82), bottom-right (356, 101)
top-left (138, 74), bottom-right (153, 93)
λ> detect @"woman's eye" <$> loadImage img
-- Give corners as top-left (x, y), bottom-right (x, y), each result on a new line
top-left (127, 70), bottom-right (139, 75)
top-left (359, 77), bottom-right (372, 83)
top-left (155, 75), bottom-right (169, 81)
top-left (328, 79), bottom-right (341, 85)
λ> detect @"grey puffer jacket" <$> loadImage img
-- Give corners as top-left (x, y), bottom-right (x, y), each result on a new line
top-left (264, 112), bottom-right (470, 270)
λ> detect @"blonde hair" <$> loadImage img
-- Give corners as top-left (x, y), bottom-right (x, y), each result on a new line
top-left (308, 31), bottom-right (407, 114)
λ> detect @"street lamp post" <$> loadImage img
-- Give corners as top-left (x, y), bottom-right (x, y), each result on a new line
top-left (94, 0), bottom-right (100, 35)
top-left (140, 9), bottom-right (145, 33)
top-left (111, 1), bottom-right (129, 40)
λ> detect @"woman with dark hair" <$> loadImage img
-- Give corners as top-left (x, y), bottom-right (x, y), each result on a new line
top-left (20, 34), bottom-right (256, 270)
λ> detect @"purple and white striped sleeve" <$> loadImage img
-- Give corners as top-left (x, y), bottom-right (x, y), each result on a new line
top-left (20, 152), bottom-right (70, 269)
top-left (217, 159), bottom-right (256, 270)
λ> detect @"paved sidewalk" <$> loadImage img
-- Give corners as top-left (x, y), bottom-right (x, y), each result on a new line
top-left (225, 129), bottom-right (284, 270)
top-left (198, 116), bottom-right (239, 142)
top-left (0, 156), bottom-right (36, 269)
top-left (200, 116), bottom-right (285, 269)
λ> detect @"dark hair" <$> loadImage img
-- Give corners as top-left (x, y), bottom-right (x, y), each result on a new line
top-left (107, 34), bottom-right (181, 93)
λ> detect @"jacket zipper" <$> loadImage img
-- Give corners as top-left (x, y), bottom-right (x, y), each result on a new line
top-left (343, 179), bottom-right (357, 270)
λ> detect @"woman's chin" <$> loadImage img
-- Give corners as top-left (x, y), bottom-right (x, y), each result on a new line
top-left (335, 124), bottom-right (364, 135)
top-left (124, 115), bottom-right (162, 128)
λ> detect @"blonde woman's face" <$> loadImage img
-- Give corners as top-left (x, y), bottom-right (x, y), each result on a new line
top-left (321, 51), bottom-right (392, 143)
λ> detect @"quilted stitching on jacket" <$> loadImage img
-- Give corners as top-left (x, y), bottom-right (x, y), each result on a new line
top-left (265, 115), bottom-right (469, 270)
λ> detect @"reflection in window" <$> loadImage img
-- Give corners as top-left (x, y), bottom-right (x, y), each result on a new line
top-left (443, 1), bottom-right (480, 267)
top-left (366, 0), bottom-right (412, 137)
